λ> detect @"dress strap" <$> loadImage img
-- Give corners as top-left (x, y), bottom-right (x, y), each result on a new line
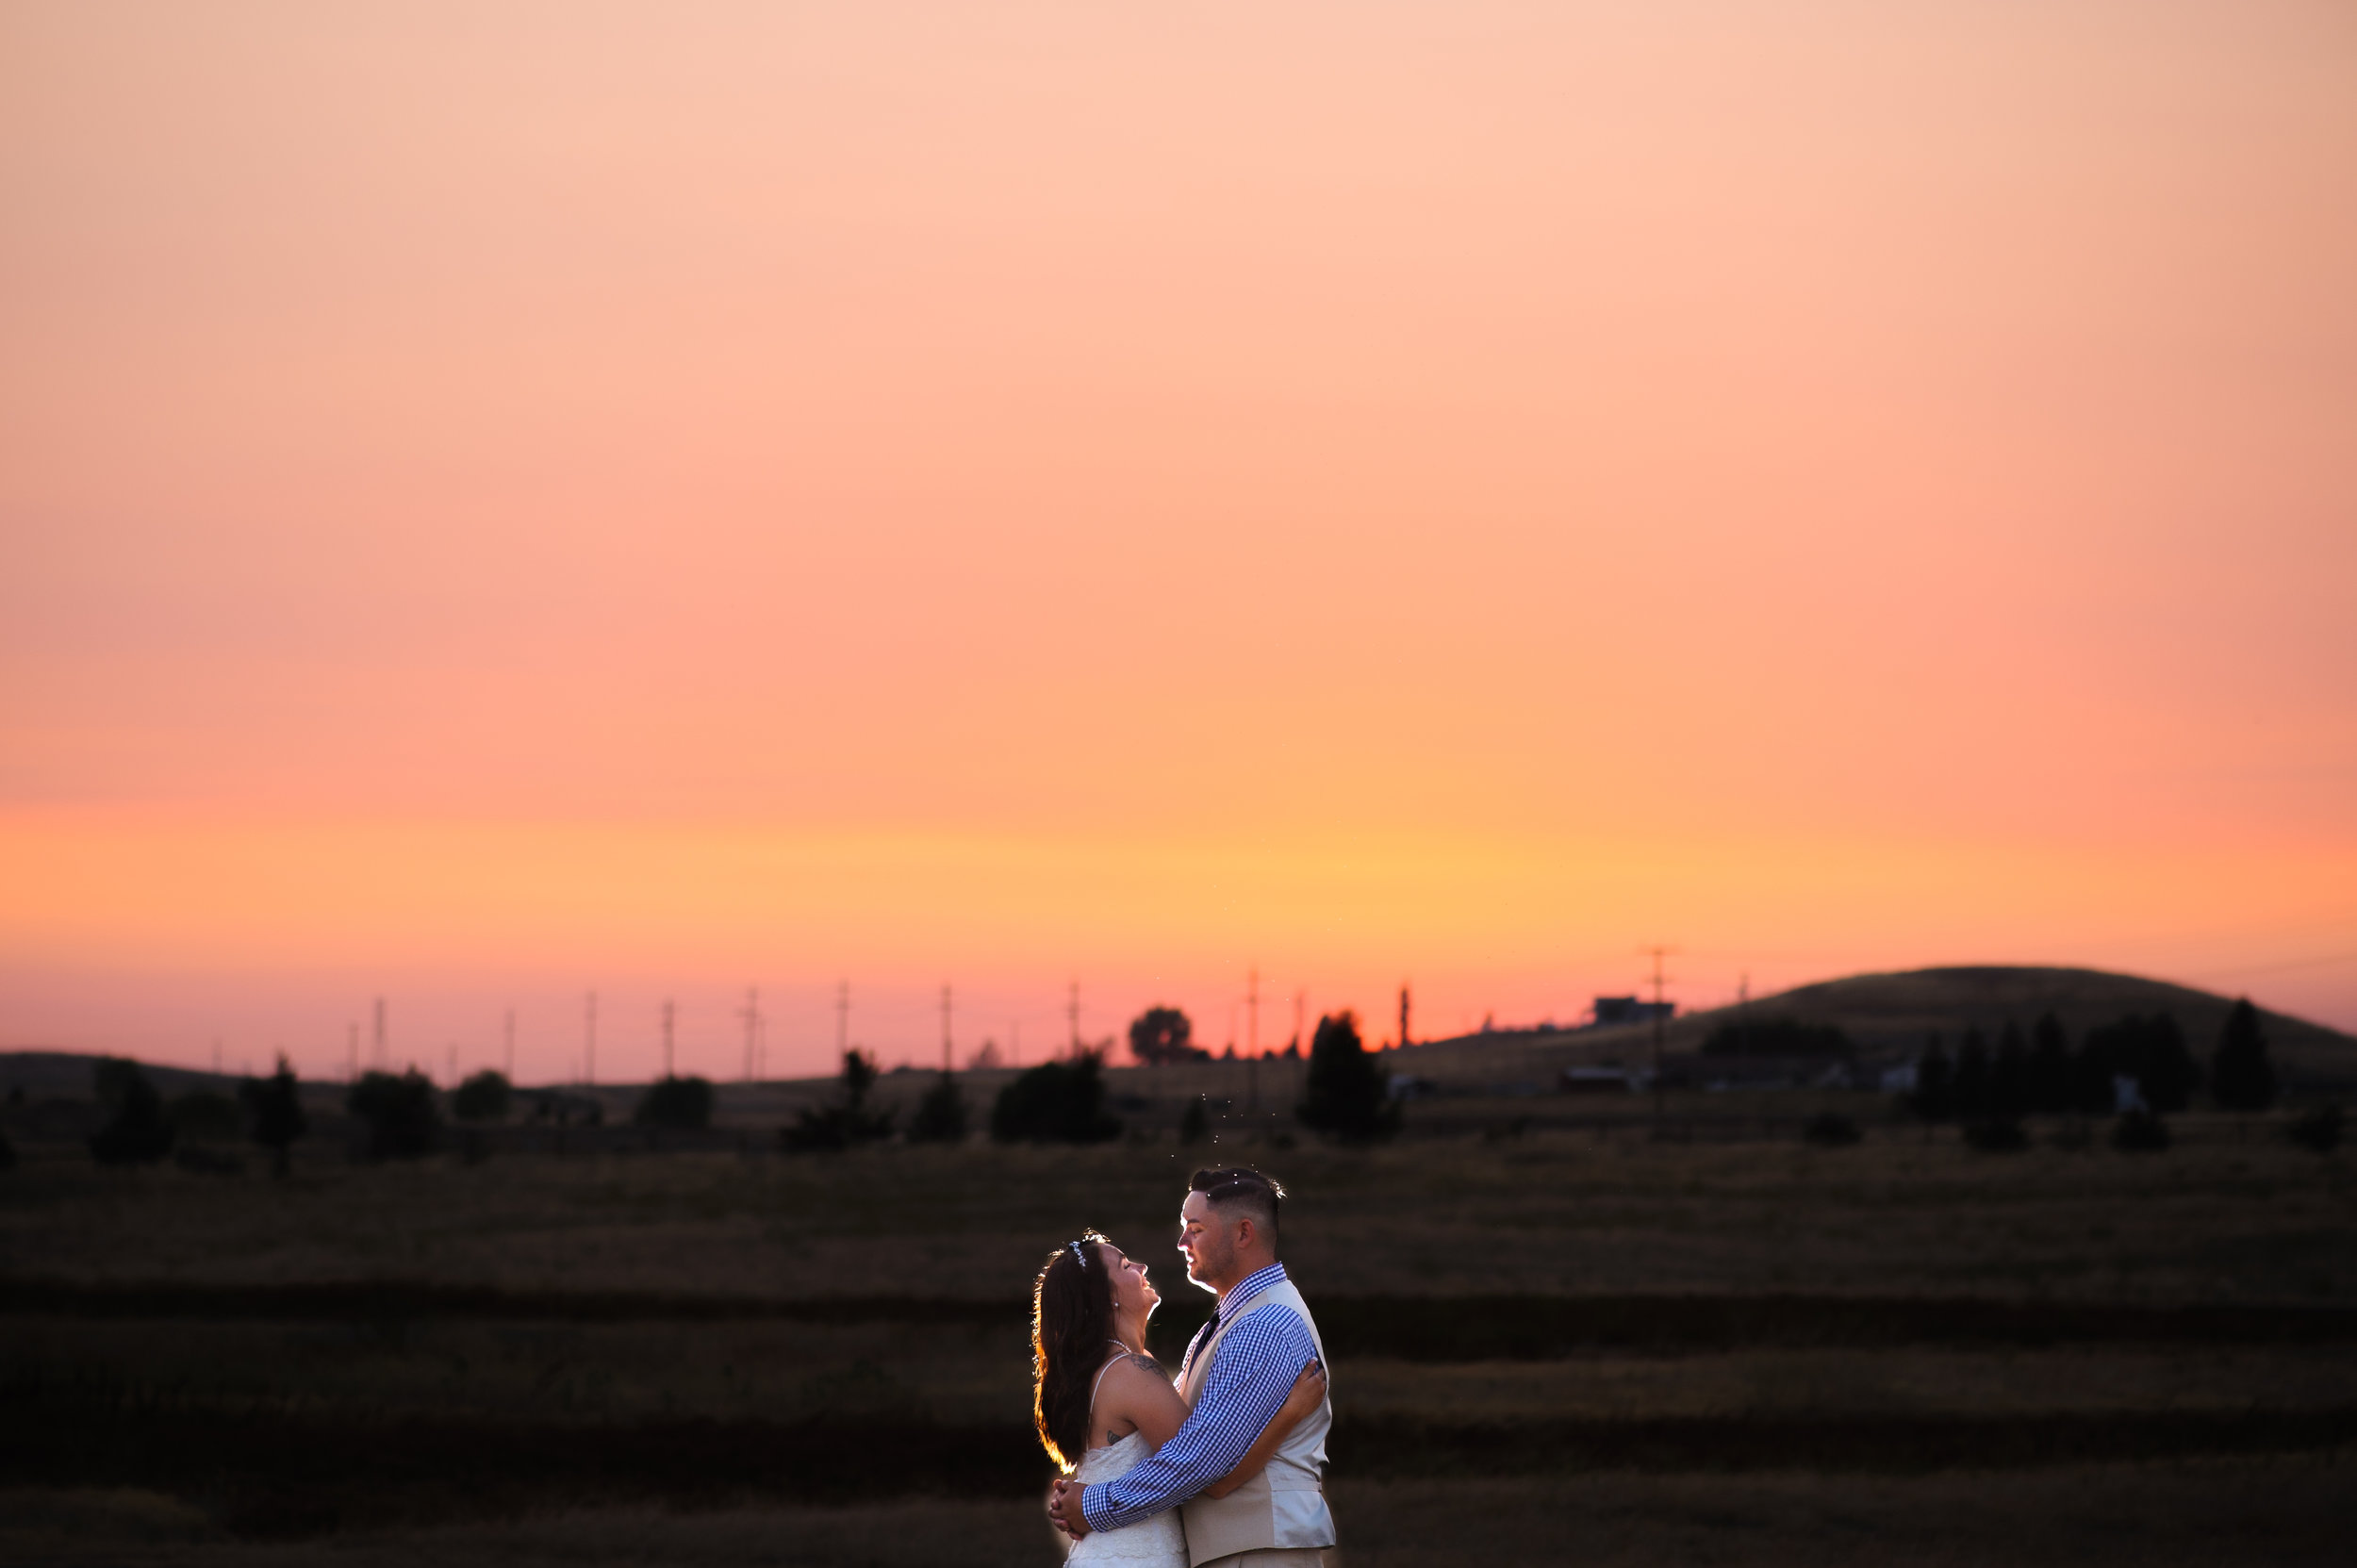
top-left (1088, 1341), bottom-right (1130, 1415)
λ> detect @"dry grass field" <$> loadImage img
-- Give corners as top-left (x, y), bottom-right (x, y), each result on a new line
top-left (6, 991), bottom-right (2355, 1566)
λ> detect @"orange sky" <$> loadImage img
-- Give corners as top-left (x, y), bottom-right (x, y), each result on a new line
top-left (3, 2), bottom-right (2353, 1080)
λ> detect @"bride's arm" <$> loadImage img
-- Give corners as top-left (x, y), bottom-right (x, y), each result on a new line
top-left (1199, 1359), bottom-right (1325, 1500)
top-left (1099, 1352), bottom-right (1193, 1451)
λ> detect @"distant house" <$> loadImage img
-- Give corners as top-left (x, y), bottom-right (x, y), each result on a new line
top-left (1591, 997), bottom-right (1675, 1028)
top-left (1387, 1074), bottom-right (1440, 1101)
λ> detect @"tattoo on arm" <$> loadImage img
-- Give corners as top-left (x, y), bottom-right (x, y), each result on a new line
top-left (1128, 1353), bottom-right (1162, 1375)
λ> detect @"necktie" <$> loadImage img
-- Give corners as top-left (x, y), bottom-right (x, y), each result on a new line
top-left (1184, 1312), bottom-right (1219, 1375)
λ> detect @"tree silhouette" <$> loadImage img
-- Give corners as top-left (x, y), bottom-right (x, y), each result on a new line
top-left (1991, 1021), bottom-right (2031, 1118)
top-left (2069, 1025), bottom-right (2118, 1115)
top-left (453, 1069), bottom-right (513, 1123)
top-left (2085, 1015), bottom-right (2199, 1114)
top-left (2027, 1012), bottom-right (2073, 1114)
top-left (1952, 1029), bottom-right (1991, 1120)
top-left (783, 1050), bottom-right (895, 1151)
top-left (89, 1057), bottom-right (174, 1166)
top-left (1179, 1094), bottom-right (1210, 1145)
top-left (239, 1055), bottom-right (308, 1178)
top-left (347, 1069), bottom-right (441, 1160)
top-left (1128, 1006), bottom-right (1207, 1065)
top-left (906, 1072), bottom-right (967, 1143)
top-left (2210, 998), bottom-right (2276, 1112)
top-left (1910, 1033), bottom-right (1953, 1120)
top-left (989, 1050), bottom-right (1122, 1144)
top-left (1296, 1011), bottom-right (1399, 1142)
top-left (635, 1075), bottom-right (714, 1131)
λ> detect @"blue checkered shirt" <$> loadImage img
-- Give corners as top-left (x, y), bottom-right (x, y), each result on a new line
top-left (1080, 1262), bottom-right (1319, 1532)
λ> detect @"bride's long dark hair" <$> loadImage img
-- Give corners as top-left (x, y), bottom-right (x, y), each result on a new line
top-left (1031, 1230), bottom-right (1117, 1471)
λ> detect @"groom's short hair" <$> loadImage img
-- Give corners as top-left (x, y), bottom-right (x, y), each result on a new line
top-left (1191, 1165), bottom-right (1283, 1242)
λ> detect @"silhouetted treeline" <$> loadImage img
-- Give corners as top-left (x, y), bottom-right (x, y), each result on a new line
top-left (1911, 999), bottom-right (2277, 1125)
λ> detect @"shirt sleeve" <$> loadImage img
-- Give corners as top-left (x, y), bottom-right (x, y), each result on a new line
top-left (1080, 1304), bottom-right (1317, 1532)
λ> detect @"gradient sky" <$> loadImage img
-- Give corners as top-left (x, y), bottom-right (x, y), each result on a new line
top-left (4, 1), bottom-right (2353, 1081)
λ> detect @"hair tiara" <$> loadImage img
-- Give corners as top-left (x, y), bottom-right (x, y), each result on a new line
top-left (1068, 1240), bottom-right (1088, 1269)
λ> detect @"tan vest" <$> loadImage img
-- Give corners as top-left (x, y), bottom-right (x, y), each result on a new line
top-left (1176, 1277), bottom-right (1335, 1565)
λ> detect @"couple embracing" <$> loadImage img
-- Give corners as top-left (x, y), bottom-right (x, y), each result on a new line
top-left (1034, 1166), bottom-right (1334, 1567)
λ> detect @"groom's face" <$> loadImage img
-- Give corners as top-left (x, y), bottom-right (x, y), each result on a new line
top-left (1178, 1191), bottom-right (1234, 1289)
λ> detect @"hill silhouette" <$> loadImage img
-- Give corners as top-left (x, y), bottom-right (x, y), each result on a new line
top-left (1395, 966), bottom-right (2357, 1091)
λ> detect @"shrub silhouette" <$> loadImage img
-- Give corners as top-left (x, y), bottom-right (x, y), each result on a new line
top-left (1179, 1094), bottom-right (1210, 1145)
top-left (1961, 1117), bottom-right (2027, 1153)
top-left (1803, 1113), bottom-right (1861, 1147)
top-left (167, 1089), bottom-right (241, 1141)
top-left (2210, 998), bottom-right (2276, 1112)
top-left (905, 1073), bottom-right (967, 1143)
top-left (347, 1069), bottom-right (441, 1160)
top-left (1296, 1011), bottom-right (1400, 1142)
top-left (2284, 1104), bottom-right (2341, 1153)
top-left (89, 1057), bottom-right (174, 1166)
top-left (453, 1069), bottom-right (513, 1123)
top-left (239, 1056), bottom-right (308, 1178)
top-left (989, 1051), bottom-right (1121, 1144)
top-left (634, 1074), bottom-right (713, 1131)
top-left (2112, 1107), bottom-right (2171, 1152)
top-left (2085, 1014), bottom-right (2198, 1114)
top-left (1701, 1017), bottom-right (1852, 1059)
top-left (783, 1050), bottom-right (895, 1151)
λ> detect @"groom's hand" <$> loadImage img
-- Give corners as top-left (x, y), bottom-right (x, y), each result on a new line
top-left (1047, 1477), bottom-right (1093, 1539)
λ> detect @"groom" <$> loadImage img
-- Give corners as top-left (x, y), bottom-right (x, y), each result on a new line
top-left (1049, 1165), bottom-right (1335, 1567)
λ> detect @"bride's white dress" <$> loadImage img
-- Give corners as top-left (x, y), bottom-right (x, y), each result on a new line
top-left (1063, 1430), bottom-right (1188, 1565)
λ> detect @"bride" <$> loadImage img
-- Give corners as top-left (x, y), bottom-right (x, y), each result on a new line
top-left (1032, 1231), bottom-right (1326, 1563)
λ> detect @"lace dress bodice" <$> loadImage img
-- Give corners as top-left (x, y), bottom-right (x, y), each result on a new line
top-left (1063, 1431), bottom-right (1188, 1564)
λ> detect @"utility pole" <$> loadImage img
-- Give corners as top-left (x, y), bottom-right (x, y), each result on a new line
top-left (940, 984), bottom-right (954, 1073)
top-left (371, 998), bottom-right (387, 1071)
top-left (1642, 946), bottom-right (1676, 1131)
top-left (1399, 982), bottom-right (1412, 1053)
top-left (740, 987), bottom-right (762, 1082)
top-left (1067, 982), bottom-right (1081, 1060)
top-left (584, 991), bottom-right (597, 1087)
top-left (662, 999), bottom-right (676, 1080)
top-left (1246, 968), bottom-right (1261, 1110)
top-left (503, 1010), bottom-right (516, 1081)
top-left (835, 981), bottom-right (850, 1065)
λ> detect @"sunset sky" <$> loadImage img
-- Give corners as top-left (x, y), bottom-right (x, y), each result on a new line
top-left (4, 2), bottom-right (2353, 1081)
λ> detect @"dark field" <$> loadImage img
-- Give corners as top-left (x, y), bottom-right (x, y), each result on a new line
top-left (5, 1079), bottom-right (2354, 1565)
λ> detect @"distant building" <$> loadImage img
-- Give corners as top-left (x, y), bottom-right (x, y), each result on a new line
top-left (1591, 996), bottom-right (1675, 1028)
top-left (1558, 1066), bottom-right (1636, 1095)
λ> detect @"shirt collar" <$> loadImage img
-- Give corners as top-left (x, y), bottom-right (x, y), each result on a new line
top-left (1217, 1261), bottom-right (1288, 1310)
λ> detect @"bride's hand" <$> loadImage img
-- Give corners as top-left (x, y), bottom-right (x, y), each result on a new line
top-left (1278, 1357), bottom-right (1327, 1420)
